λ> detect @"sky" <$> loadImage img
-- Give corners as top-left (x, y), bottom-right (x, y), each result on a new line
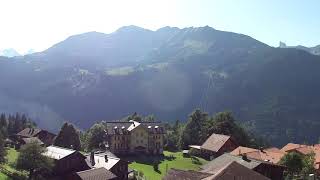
top-left (0, 0), bottom-right (319, 53)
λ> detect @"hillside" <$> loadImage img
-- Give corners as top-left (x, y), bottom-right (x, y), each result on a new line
top-left (0, 26), bottom-right (320, 146)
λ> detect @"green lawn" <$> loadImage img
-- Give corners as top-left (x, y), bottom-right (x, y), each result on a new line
top-left (0, 148), bottom-right (27, 180)
top-left (0, 172), bottom-right (9, 179)
top-left (129, 151), bottom-right (208, 180)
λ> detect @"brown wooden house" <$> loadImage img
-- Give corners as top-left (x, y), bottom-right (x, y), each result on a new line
top-left (201, 153), bottom-right (285, 180)
top-left (85, 151), bottom-right (129, 180)
top-left (43, 146), bottom-right (128, 179)
top-left (16, 128), bottom-right (56, 146)
top-left (163, 161), bottom-right (271, 180)
top-left (199, 133), bottom-right (238, 160)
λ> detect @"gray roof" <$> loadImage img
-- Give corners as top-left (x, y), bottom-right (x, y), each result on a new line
top-left (163, 168), bottom-right (212, 180)
top-left (201, 153), bottom-right (262, 174)
top-left (76, 167), bottom-right (117, 180)
top-left (205, 161), bottom-right (270, 180)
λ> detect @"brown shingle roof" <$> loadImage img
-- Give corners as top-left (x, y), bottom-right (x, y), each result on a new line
top-left (76, 167), bottom-right (117, 180)
top-left (17, 128), bottom-right (42, 137)
top-left (201, 134), bottom-right (233, 152)
top-left (204, 161), bottom-right (270, 180)
top-left (163, 168), bottom-right (212, 180)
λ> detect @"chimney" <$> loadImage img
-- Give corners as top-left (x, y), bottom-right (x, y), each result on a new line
top-left (105, 155), bottom-right (108, 162)
top-left (90, 151), bottom-right (95, 166)
top-left (241, 154), bottom-right (249, 162)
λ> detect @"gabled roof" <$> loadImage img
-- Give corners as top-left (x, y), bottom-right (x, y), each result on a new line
top-left (17, 128), bottom-right (42, 137)
top-left (44, 145), bottom-right (76, 160)
top-left (163, 168), bottom-right (212, 180)
top-left (76, 167), bottom-right (117, 180)
top-left (201, 154), bottom-right (263, 174)
top-left (201, 134), bottom-right (234, 152)
top-left (204, 161), bottom-right (270, 180)
top-left (281, 143), bottom-right (307, 152)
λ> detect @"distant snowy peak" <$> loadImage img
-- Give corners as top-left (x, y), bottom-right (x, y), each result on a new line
top-left (0, 48), bottom-right (21, 57)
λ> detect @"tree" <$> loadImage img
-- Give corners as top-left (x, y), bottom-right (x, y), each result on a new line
top-left (16, 142), bottom-right (53, 179)
top-left (279, 152), bottom-right (304, 177)
top-left (0, 132), bottom-right (7, 164)
top-left (0, 114), bottom-right (7, 137)
top-left (87, 123), bottom-right (106, 151)
top-left (180, 109), bottom-right (209, 148)
top-left (54, 122), bottom-right (81, 150)
top-left (165, 120), bottom-right (182, 151)
top-left (207, 111), bottom-right (252, 146)
top-left (301, 152), bottom-right (316, 176)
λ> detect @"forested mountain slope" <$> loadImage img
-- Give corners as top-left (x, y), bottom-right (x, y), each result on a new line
top-left (1, 26), bottom-right (320, 146)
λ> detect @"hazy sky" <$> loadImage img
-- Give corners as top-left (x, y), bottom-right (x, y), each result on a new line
top-left (1, 0), bottom-right (319, 53)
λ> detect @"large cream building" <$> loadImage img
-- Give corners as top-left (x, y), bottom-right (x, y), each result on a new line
top-left (105, 120), bottom-right (165, 155)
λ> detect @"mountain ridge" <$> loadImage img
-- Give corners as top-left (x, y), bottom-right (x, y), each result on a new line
top-left (0, 25), bottom-right (319, 146)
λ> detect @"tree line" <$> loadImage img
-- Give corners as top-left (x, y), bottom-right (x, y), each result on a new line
top-left (165, 109), bottom-right (268, 151)
top-left (0, 113), bottom-right (37, 138)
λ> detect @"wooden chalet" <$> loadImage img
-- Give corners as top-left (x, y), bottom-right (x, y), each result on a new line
top-left (15, 128), bottom-right (56, 146)
top-left (163, 161), bottom-right (270, 180)
top-left (201, 153), bottom-right (285, 180)
top-left (190, 133), bottom-right (238, 160)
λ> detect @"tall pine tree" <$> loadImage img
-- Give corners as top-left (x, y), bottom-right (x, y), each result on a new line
top-left (54, 123), bottom-right (81, 150)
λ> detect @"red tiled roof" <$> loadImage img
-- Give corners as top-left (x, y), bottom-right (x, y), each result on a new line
top-left (281, 143), bottom-right (307, 152)
top-left (244, 150), bottom-right (285, 164)
top-left (201, 134), bottom-right (233, 152)
top-left (230, 146), bottom-right (258, 156)
top-left (230, 146), bottom-right (286, 164)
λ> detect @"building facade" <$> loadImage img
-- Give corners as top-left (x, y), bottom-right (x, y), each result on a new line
top-left (105, 120), bottom-right (165, 155)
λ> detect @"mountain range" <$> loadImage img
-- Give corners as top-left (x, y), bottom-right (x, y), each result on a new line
top-left (1, 25), bottom-right (320, 146)
top-left (279, 41), bottom-right (320, 55)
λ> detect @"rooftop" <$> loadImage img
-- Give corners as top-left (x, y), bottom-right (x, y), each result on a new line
top-left (44, 145), bottom-right (76, 160)
top-left (17, 128), bottom-right (42, 138)
top-left (205, 161), bottom-right (270, 180)
top-left (86, 152), bottom-right (121, 170)
top-left (76, 167), bottom-right (117, 180)
top-left (200, 133), bottom-right (234, 152)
